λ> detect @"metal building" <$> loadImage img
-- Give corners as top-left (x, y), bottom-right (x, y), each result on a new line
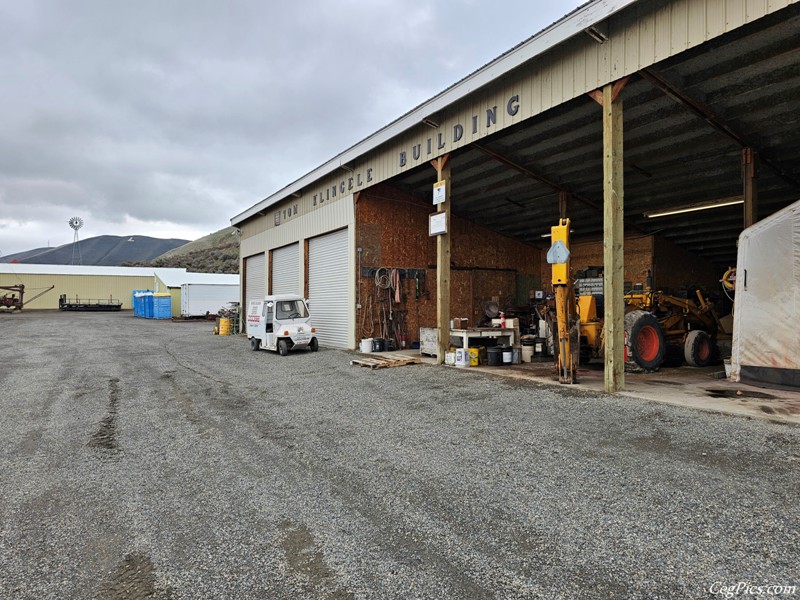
top-left (0, 264), bottom-right (187, 310)
top-left (231, 0), bottom-right (800, 391)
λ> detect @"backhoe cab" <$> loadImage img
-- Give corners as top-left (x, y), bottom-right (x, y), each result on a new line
top-left (246, 295), bottom-right (318, 356)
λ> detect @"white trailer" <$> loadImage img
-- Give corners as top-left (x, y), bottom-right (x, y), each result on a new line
top-left (181, 283), bottom-right (240, 317)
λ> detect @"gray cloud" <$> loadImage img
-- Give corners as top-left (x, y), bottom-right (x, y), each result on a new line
top-left (0, 0), bottom-right (582, 256)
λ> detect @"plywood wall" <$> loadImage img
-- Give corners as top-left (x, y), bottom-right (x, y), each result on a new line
top-left (356, 184), bottom-right (541, 345)
top-left (540, 233), bottom-right (721, 293)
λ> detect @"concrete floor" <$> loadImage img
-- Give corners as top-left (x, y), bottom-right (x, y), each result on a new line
top-left (397, 352), bottom-right (800, 426)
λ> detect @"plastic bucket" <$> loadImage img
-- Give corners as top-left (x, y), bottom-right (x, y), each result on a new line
top-left (487, 346), bottom-right (503, 366)
top-left (468, 347), bottom-right (479, 367)
top-left (360, 338), bottom-right (373, 353)
top-left (512, 348), bottom-right (521, 364)
top-left (521, 345), bottom-right (534, 363)
top-left (455, 348), bottom-right (469, 368)
top-left (502, 347), bottom-right (512, 364)
top-left (219, 317), bottom-right (231, 336)
top-left (372, 338), bottom-right (385, 352)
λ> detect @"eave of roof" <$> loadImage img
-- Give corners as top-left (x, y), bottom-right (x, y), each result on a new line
top-left (231, 0), bottom-right (637, 226)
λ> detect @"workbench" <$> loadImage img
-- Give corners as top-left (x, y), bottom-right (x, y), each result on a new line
top-left (449, 327), bottom-right (516, 349)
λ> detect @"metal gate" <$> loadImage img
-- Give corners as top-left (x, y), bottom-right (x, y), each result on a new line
top-left (271, 243), bottom-right (300, 296)
top-left (244, 253), bottom-right (266, 307)
top-left (308, 229), bottom-right (349, 348)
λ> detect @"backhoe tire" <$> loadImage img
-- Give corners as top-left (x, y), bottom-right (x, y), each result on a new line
top-left (684, 330), bottom-right (712, 367)
top-left (250, 337), bottom-right (260, 351)
top-left (278, 339), bottom-right (289, 356)
top-left (625, 310), bottom-right (665, 371)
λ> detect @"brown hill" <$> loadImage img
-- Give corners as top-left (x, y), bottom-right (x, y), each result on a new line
top-left (123, 227), bottom-right (240, 273)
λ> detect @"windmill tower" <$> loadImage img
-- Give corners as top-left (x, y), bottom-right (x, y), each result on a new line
top-left (68, 216), bottom-right (84, 265)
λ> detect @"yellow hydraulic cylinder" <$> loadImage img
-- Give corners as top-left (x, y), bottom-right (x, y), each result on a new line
top-left (549, 218), bottom-right (576, 384)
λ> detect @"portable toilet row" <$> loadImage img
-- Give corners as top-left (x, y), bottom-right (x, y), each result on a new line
top-left (132, 291), bottom-right (171, 319)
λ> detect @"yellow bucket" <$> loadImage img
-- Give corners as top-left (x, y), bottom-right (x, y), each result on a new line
top-left (219, 317), bottom-right (231, 336)
top-left (468, 347), bottom-right (479, 367)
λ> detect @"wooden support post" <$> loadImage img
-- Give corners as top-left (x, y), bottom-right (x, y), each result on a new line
top-left (742, 147), bottom-right (758, 228)
top-left (602, 83), bottom-right (625, 393)
top-left (432, 155), bottom-right (451, 364)
top-left (558, 191), bottom-right (570, 220)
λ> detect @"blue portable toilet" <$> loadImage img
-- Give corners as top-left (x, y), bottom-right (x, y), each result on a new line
top-left (153, 293), bottom-right (172, 319)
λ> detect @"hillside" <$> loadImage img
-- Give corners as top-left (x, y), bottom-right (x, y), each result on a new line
top-left (2, 235), bottom-right (189, 266)
top-left (124, 227), bottom-right (240, 273)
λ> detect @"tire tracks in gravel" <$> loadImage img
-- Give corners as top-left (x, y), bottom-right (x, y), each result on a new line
top-left (156, 365), bottom-right (511, 598)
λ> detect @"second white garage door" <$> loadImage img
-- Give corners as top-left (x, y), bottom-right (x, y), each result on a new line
top-left (271, 243), bottom-right (300, 296)
top-left (244, 253), bottom-right (266, 307)
top-left (308, 229), bottom-right (349, 348)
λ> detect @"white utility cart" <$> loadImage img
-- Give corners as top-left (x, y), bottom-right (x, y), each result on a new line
top-left (246, 294), bottom-right (318, 356)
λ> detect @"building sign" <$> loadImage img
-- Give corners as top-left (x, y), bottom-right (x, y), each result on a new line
top-left (399, 94), bottom-right (519, 168)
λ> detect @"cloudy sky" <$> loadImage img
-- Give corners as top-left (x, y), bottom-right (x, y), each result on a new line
top-left (0, 0), bottom-right (585, 257)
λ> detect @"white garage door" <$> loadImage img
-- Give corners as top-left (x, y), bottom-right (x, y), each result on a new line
top-left (244, 253), bottom-right (266, 307)
top-left (271, 243), bottom-right (300, 295)
top-left (308, 229), bottom-right (349, 348)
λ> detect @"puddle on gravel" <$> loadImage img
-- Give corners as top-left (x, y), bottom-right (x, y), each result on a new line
top-left (279, 520), bottom-right (354, 600)
top-left (100, 552), bottom-right (171, 599)
top-left (705, 388), bottom-right (777, 400)
top-left (88, 378), bottom-right (120, 451)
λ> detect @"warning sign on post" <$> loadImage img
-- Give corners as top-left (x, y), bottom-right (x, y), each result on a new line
top-left (432, 180), bottom-right (446, 205)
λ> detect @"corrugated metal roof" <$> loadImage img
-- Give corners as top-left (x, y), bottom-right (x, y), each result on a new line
top-left (0, 264), bottom-right (186, 278)
top-left (390, 3), bottom-right (800, 269)
top-left (155, 270), bottom-right (240, 288)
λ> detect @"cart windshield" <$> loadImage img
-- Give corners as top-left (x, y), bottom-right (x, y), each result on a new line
top-left (275, 300), bottom-right (308, 320)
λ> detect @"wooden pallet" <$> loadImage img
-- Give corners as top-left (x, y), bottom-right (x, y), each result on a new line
top-left (350, 354), bottom-right (422, 369)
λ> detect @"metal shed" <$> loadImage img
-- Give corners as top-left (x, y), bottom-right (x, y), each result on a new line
top-left (232, 0), bottom-right (800, 391)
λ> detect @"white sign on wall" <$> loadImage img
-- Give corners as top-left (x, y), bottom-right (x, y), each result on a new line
top-left (429, 212), bottom-right (447, 236)
top-left (433, 181), bottom-right (446, 205)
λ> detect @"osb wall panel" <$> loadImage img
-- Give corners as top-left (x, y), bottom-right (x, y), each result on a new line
top-left (653, 236), bottom-right (721, 293)
top-left (540, 235), bottom-right (655, 290)
top-left (356, 183), bottom-right (541, 343)
top-left (539, 234), bottom-right (722, 294)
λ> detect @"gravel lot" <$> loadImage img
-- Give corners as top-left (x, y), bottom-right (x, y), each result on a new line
top-left (1, 310), bottom-right (798, 599)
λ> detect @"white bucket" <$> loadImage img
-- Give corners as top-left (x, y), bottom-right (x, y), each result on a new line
top-left (360, 338), bottom-right (373, 353)
top-left (502, 348), bottom-right (512, 364)
top-left (521, 345), bottom-right (534, 363)
top-left (455, 348), bottom-right (469, 368)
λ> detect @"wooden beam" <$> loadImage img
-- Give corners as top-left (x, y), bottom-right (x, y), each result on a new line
top-left (602, 82), bottom-right (625, 393)
top-left (639, 67), bottom-right (800, 189)
top-left (742, 148), bottom-right (759, 228)
top-left (432, 155), bottom-right (451, 364)
top-left (588, 76), bottom-right (629, 106)
top-left (473, 142), bottom-right (650, 234)
top-left (558, 191), bottom-right (570, 220)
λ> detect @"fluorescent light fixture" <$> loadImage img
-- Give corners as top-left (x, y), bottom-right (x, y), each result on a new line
top-left (422, 117), bottom-right (439, 128)
top-left (644, 197), bottom-right (743, 219)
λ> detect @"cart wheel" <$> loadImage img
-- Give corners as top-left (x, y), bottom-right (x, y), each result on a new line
top-left (684, 330), bottom-right (712, 367)
top-left (278, 339), bottom-right (289, 356)
top-left (310, 338), bottom-right (319, 352)
top-left (250, 337), bottom-right (260, 351)
top-left (625, 310), bottom-right (665, 371)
